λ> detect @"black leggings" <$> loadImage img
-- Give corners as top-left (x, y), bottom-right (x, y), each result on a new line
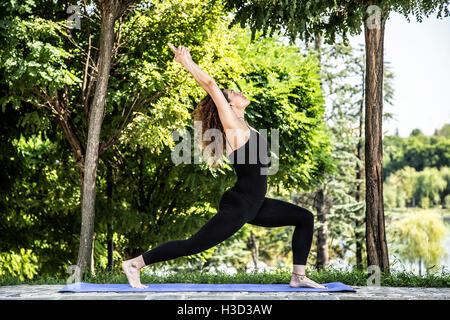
top-left (141, 197), bottom-right (314, 266)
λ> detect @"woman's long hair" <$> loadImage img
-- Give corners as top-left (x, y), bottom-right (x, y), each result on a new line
top-left (193, 88), bottom-right (231, 168)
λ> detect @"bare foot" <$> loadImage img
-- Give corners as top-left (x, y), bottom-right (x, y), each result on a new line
top-left (122, 260), bottom-right (148, 289)
top-left (289, 273), bottom-right (327, 289)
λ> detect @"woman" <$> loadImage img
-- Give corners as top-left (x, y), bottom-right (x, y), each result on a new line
top-left (122, 43), bottom-right (326, 290)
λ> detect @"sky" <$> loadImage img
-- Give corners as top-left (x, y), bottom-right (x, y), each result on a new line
top-left (282, 9), bottom-right (450, 139)
top-left (349, 10), bottom-right (450, 138)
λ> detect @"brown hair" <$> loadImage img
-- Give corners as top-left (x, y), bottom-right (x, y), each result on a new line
top-left (193, 88), bottom-right (231, 168)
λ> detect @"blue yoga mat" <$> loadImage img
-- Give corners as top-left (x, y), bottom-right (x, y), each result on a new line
top-left (59, 282), bottom-right (356, 293)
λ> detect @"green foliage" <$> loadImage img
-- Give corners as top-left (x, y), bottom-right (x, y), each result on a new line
top-left (384, 166), bottom-right (449, 210)
top-left (420, 196), bottom-right (430, 209)
top-left (434, 123), bottom-right (450, 138)
top-left (0, 9), bottom-right (80, 110)
top-left (233, 28), bottom-right (333, 190)
top-left (383, 129), bottom-right (450, 219)
top-left (1, 133), bottom-right (81, 276)
top-left (383, 130), bottom-right (450, 179)
top-left (444, 194), bottom-right (450, 209)
top-left (0, 249), bottom-right (39, 280)
top-left (415, 168), bottom-right (448, 207)
top-left (384, 166), bottom-right (417, 209)
top-left (223, 0), bottom-right (450, 45)
top-left (388, 210), bottom-right (448, 272)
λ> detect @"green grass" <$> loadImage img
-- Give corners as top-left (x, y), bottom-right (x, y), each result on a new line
top-left (1, 266), bottom-right (450, 287)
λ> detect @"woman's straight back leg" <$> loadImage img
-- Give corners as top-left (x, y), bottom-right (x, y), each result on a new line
top-left (142, 194), bottom-right (260, 266)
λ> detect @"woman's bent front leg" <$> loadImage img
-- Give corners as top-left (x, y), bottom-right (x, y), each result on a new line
top-left (247, 197), bottom-right (326, 289)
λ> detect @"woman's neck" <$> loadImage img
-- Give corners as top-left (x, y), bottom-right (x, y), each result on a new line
top-left (233, 108), bottom-right (245, 120)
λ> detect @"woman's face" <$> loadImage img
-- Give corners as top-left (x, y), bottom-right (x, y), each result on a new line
top-left (224, 89), bottom-right (250, 110)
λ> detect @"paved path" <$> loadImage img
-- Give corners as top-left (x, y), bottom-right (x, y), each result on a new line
top-left (0, 284), bottom-right (449, 300)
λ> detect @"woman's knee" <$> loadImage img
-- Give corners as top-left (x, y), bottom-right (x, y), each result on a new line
top-left (297, 207), bottom-right (314, 228)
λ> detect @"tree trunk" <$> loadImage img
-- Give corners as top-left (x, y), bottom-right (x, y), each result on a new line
top-left (313, 32), bottom-right (329, 270)
top-left (76, 1), bottom-right (119, 279)
top-left (106, 164), bottom-right (114, 272)
top-left (314, 188), bottom-right (329, 270)
top-left (418, 257), bottom-right (422, 276)
top-left (248, 231), bottom-right (259, 272)
top-left (91, 233), bottom-right (96, 276)
top-left (364, 9), bottom-right (390, 274)
top-left (355, 72), bottom-right (365, 270)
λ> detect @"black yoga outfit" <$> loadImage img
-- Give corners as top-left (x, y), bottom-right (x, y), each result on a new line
top-left (142, 122), bottom-right (315, 266)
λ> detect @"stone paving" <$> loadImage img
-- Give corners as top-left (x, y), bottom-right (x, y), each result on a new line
top-left (0, 284), bottom-right (449, 300)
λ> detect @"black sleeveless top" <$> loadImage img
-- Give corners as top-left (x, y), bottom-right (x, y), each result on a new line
top-left (224, 122), bottom-right (270, 203)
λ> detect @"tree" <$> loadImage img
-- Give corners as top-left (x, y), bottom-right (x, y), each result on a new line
top-left (383, 134), bottom-right (450, 179)
top-left (222, 0), bottom-right (450, 273)
top-left (76, 0), bottom-right (139, 279)
top-left (434, 123), bottom-right (450, 138)
top-left (315, 39), bottom-right (394, 269)
top-left (308, 32), bottom-right (329, 270)
top-left (385, 166), bottom-right (417, 207)
top-left (414, 167), bottom-right (447, 207)
top-left (389, 211), bottom-right (448, 275)
top-left (1, 0), bottom-right (142, 278)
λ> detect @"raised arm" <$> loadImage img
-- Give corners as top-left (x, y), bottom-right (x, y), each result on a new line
top-left (167, 43), bottom-right (240, 131)
top-left (168, 43), bottom-right (213, 91)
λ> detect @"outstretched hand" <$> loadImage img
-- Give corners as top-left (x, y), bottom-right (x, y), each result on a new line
top-left (168, 43), bottom-right (192, 65)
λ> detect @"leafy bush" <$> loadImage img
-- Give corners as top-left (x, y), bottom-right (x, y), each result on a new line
top-left (0, 249), bottom-right (38, 280)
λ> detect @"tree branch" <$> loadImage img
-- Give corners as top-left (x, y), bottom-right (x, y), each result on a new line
top-left (82, 9), bottom-right (93, 120)
top-left (98, 90), bottom-right (164, 155)
top-left (31, 87), bottom-right (85, 171)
